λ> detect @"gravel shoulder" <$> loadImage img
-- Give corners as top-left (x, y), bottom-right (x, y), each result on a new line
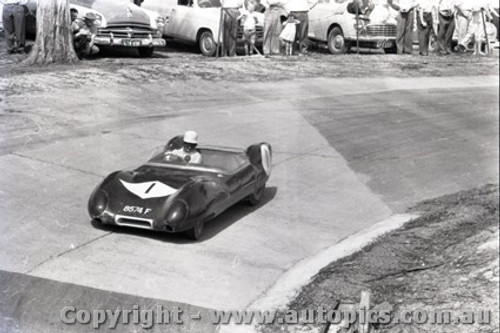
top-left (0, 38), bottom-right (499, 97)
top-left (267, 184), bottom-right (499, 333)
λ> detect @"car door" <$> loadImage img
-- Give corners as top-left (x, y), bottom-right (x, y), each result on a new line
top-left (165, 0), bottom-right (192, 39)
top-left (308, 0), bottom-right (331, 41)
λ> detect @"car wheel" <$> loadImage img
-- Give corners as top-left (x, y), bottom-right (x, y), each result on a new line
top-left (248, 185), bottom-right (265, 206)
top-left (138, 47), bottom-right (154, 57)
top-left (199, 30), bottom-right (217, 57)
top-left (327, 27), bottom-right (351, 54)
top-left (186, 219), bottom-right (204, 241)
top-left (383, 45), bottom-right (397, 54)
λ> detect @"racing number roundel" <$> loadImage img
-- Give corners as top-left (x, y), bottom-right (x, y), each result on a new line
top-left (261, 144), bottom-right (271, 176)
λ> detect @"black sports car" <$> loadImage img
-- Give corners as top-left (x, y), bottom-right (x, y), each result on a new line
top-left (88, 136), bottom-right (272, 240)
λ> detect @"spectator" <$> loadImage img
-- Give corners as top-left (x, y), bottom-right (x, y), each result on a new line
top-left (416, 0), bottom-right (436, 56)
top-left (457, 0), bottom-right (498, 54)
top-left (72, 12), bottom-right (100, 59)
top-left (455, 0), bottom-right (472, 51)
top-left (2, 0), bottom-right (28, 54)
top-left (388, 0), bottom-right (417, 54)
top-left (221, 0), bottom-right (244, 56)
top-left (279, 14), bottom-right (300, 55)
top-left (262, 0), bottom-right (286, 56)
top-left (436, 0), bottom-right (456, 54)
top-left (238, 2), bottom-right (260, 55)
top-left (285, 0), bottom-right (318, 55)
top-left (252, 0), bottom-right (266, 12)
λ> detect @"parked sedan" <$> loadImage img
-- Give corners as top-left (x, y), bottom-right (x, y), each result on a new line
top-left (143, 0), bottom-right (264, 56)
top-left (0, 0), bottom-right (166, 57)
top-left (308, 0), bottom-right (398, 54)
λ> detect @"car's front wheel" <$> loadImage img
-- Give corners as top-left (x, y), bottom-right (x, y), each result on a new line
top-left (248, 185), bottom-right (265, 206)
top-left (186, 219), bottom-right (204, 241)
top-left (138, 47), bottom-right (154, 57)
top-left (199, 30), bottom-right (217, 57)
top-left (327, 27), bottom-right (351, 54)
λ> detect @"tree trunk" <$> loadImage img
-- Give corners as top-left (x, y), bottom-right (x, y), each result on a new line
top-left (25, 0), bottom-right (78, 65)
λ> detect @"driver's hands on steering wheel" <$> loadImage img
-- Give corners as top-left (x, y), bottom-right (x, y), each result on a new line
top-left (164, 153), bottom-right (183, 162)
top-left (164, 153), bottom-right (193, 164)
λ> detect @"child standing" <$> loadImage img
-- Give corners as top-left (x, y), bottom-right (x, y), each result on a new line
top-left (279, 15), bottom-right (300, 55)
top-left (238, 2), bottom-right (259, 56)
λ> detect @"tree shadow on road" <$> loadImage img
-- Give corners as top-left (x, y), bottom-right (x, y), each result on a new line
top-left (90, 186), bottom-right (278, 244)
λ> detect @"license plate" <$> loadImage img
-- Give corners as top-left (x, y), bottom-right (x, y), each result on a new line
top-left (382, 41), bottom-right (393, 48)
top-left (122, 39), bottom-right (142, 47)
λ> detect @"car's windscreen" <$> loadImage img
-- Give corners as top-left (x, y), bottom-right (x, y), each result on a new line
top-left (71, 0), bottom-right (135, 10)
top-left (148, 148), bottom-right (248, 173)
top-left (198, 0), bottom-right (221, 8)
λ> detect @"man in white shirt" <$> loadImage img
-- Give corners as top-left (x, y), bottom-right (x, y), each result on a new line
top-left (416, 0), bottom-right (436, 55)
top-left (285, 0), bottom-right (318, 54)
top-left (437, 0), bottom-right (456, 54)
top-left (388, 0), bottom-right (417, 54)
top-left (2, 0), bottom-right (28, 54)
top-left (221, 0), bottom-right (244, 56)
top-left (164, 131), bottom-right (203, 165)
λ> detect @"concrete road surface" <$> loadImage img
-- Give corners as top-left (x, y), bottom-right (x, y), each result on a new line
top-left (0, 76), bottom-right (498, 332)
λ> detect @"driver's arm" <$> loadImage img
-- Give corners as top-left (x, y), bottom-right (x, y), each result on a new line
top-left (189, 152), bottom-right (203, 164)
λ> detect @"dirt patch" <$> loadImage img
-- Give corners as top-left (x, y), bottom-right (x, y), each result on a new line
top-left (263, 184), bottom-right (499, 333)
top-left (0, 38), bottom-right (498, 97)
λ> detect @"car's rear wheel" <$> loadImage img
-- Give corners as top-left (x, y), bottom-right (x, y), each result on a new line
top-left (186, 219), bottom-right (204, 241)
top-left (383, 45), bottom-right (397, 54)
top-left (328, 27), bottom-right (351, 54)
top-left (138, 47), bottom-right (154, 57)
top-left (199, 30), bottom-right (217, 57)
top-left (248, 185), bottom-right (265, 206)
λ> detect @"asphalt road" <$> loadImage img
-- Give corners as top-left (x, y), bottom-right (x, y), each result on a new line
top-left (0, 75), bottom-right (498, 332)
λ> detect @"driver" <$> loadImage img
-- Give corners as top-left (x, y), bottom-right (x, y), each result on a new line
top-left (165, 131), bottom-right (203, 164)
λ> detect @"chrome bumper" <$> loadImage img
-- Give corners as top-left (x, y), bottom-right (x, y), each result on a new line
top-left (94, 36), bottom-right (166, 47)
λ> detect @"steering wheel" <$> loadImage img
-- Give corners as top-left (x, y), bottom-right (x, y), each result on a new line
top-left (164, 153), bottom-right (186, 163)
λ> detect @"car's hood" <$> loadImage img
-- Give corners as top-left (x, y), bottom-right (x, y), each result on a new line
top-left (71, 0), bottom-right (151, 26)
top-left (117, 168), bottom-right (194, 192)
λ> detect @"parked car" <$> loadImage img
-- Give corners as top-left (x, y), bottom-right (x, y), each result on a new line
top-left (308, 0), bottom-right (398, 54)
top-left (0, 0), bottom-right (166, 57)
top-left (143, 0), bottom-right (264, 56)
top-left (88, 135), bottom-right (272, 240)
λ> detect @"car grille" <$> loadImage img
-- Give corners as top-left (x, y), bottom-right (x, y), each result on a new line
top-left (115, 215), bottom-right (153, 230)
top-left (97, 24), bottom-right (154, 39)
top-left (365, 24), bottom-right (397, 37)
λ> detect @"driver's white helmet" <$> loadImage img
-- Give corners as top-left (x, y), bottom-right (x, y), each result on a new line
top-left (183, 131), bottom-right (198, 145)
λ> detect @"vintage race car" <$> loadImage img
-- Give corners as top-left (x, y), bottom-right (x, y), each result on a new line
top-left (88, 136), bottom-right (272, 240)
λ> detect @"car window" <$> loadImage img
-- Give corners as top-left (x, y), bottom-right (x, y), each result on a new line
top-left (178, 0), bottom-right (193, 6)
top-left (198, 0), bottom-right (221, 8)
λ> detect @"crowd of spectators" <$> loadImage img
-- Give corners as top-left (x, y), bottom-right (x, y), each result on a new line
top-left (2, 0), bottom-right (499, 57)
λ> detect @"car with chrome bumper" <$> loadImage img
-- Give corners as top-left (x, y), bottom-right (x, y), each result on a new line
top-left (143, 0), bottom-right (264, 56)
top-left (308, 0), bottom-right (398, 54)
top-left (1, 0), bottom-right (166, 57)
